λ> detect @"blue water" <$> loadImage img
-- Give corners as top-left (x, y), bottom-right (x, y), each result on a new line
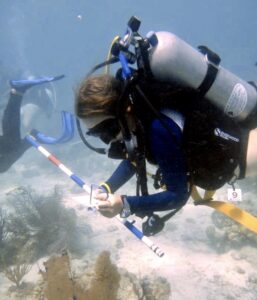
top-left (0, 1), bottom-right (257, 299)
top-left (1, 0), bottom-right (256, 105)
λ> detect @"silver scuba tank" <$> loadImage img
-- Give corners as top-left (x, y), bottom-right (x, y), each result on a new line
top-left (147, 31), bottom-right (257, 127)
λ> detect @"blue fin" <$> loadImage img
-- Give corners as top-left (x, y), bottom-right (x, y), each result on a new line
top-left (31, 111), bottom-right (74, 144)
top-left (10, 75), bottom-right (65, 93)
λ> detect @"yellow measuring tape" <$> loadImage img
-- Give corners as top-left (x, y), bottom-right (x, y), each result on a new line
top-left (191, 185), bottom-right (257, 233)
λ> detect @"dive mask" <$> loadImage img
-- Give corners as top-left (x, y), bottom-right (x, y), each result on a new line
top-left (84, 115), bottom-right (121, 144)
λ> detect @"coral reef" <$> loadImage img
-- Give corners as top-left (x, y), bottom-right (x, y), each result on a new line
top-left (141, 275), bottom-right (171, 300)
top-left (0, 185), bottom-right (86, 268)
top-left (38, 250), bottom-right (75, 300)
top-left (0, 187), bottom-right (171, 299)
top-left (35, 250), bottom-right (171, 300)
top-left (76, 250), bottom-right (121, 300)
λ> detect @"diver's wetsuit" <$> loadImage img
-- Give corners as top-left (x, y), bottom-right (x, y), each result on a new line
top-left (0, 93), bottom-right (30, 172)
top-left (105, 113), bottom-right (190, 214)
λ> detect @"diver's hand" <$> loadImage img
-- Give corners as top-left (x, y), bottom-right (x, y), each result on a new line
top-left (95, 192), bottom-right (123, 218)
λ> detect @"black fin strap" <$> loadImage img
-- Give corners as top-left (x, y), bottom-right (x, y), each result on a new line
top-left (197, 45), bottom-right (221, 98)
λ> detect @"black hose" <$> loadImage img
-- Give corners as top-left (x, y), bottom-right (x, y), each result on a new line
top-left (76, 118), bottom-right (106, 154)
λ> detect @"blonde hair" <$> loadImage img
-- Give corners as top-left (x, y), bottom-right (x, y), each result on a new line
top-left (75, 74), bottom-right (122, 118)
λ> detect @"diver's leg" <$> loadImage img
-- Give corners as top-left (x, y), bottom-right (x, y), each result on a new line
top-left (2, 90), bottom-right (23, 141)
top-left (3, 74), bottom-right (64, 138)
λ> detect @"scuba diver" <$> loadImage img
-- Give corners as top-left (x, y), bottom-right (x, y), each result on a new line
top-left (75, 17), bottom-right (257, 235)
top-left (0, 75), bottom-right (66, 173)
top-left (76, 74), bottom-right (190, 224)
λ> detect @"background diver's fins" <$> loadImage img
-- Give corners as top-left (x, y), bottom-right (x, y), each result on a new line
top-left (10, 75), bottom-right (65, 93)
top-left (30, 111), bottom-right (74, 144)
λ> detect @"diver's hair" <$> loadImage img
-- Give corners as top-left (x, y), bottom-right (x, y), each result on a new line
top-left (75, 74), bottom-right (122, 118)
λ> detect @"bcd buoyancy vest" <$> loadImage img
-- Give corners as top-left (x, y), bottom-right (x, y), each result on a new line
top-left (182, 101), bottom-right (247, 190)
top-left (134, 79), bottom-right (248, 190)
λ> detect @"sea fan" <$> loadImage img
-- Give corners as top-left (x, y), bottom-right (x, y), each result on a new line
top-left (3, 186), bottom-right (78, 263)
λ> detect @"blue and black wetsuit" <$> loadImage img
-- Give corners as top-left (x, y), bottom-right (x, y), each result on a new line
top-left (105, 110), bottom-right (190, 214)
top-left (0, 92), bottom-right (30, 173)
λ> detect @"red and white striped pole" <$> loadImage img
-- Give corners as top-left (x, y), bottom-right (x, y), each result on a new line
top-left (25, 134), bottom-right (164, 257)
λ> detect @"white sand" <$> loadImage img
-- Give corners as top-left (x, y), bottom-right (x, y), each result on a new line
top-left (0, 154), bottom-right (257, 300)
top-left (61, 194), bottom-right (257, 300)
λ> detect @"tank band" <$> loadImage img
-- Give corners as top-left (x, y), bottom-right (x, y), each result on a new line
top-left (197, 45), bottom-right (221, 98)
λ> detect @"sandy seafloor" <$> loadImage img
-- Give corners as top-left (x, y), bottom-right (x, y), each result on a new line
top-left (0, 143), bottom-right (257, 300)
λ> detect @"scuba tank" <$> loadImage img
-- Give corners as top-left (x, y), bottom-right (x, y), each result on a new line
top-left (147, 31), bottom-right (257, 129)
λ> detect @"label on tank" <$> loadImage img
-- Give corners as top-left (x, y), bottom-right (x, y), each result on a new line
top-left (224, 83), bottom-right (247, 118)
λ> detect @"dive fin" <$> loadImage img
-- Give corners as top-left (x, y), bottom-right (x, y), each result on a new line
top-left (31, 111), bottom-right (74, 144)
top-left (10, 74), bottom-right (65, 93)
